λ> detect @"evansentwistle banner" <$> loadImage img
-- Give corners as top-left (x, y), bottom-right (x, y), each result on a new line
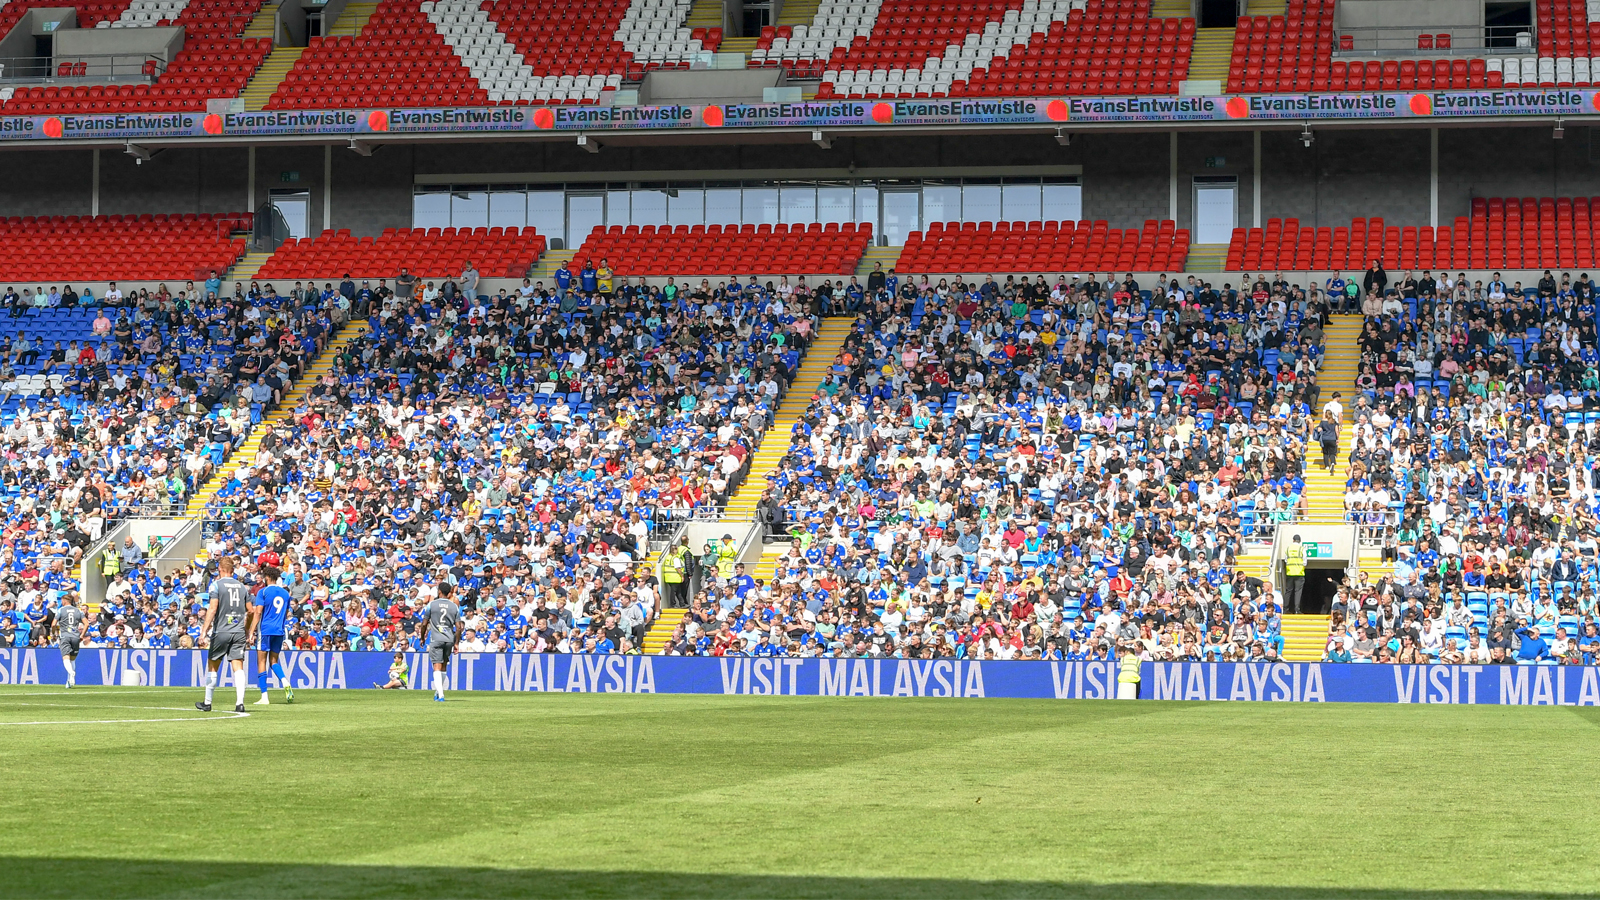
top-left (3, 648), bottom-right (1599, 705)
top-left (2, 89), bottom-right (1597, 141)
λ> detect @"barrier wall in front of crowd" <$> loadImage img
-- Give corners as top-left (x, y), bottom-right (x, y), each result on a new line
top-left (2, 90), bottom-right (1595, 143)
top-left (5, 649), bottom-right (1598, 705)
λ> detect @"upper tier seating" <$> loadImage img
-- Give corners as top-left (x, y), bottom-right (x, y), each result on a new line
top-left (0, 214), bottom-right (249, 282)
top-left (268, 0), bottom-right (714, 107)
top-left (897, 220), bottom-right (1189, 272)
top-left (814, 0), bottom-right (1193, 97)
top-left (1226, 200), bottom-right (1600, 272)
top-left (0, 0), bottom-right (270, 114)
top-left (267, 0), bottom-right (488, 108)
top-left (254, 227), bottom-right (545, 280)
top-left (570, 223), bottom-right (874, 275)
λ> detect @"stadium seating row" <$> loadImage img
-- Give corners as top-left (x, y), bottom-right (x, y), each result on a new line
top-left (897, 219), bottom-right (1189, 272)
top-left (570, 223), bottom-right (875, 275)
top-left (0, 213), bottom-right (249, 283)
top-left (254, 227), bottom-right (545, 280)
top-left (1228, 198), bottom-right (1600, 272)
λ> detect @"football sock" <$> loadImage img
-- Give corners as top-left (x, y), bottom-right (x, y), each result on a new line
top-left (204, 671), bottom-right (217, 704)
top-left (433, 671), bottom-right (444, 699)
top-left (235, 679), bottom-right (246, 707)
top-left (271, 663), bottom-right (286, 685)
top-left (63, 657), bottom-right (75, 684)
top-left (257, 673), bottom-right (269, 695)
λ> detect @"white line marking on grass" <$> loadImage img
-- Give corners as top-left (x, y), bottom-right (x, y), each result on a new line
top-left (0, 706), bottom-right (250, 726)
top-left (0, 688), bottom-right (196, 696)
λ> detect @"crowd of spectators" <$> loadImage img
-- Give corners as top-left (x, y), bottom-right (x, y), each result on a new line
top-left (0, 276), bottom-right (338, 639)
top-left (656, 271), bottom-right (1334, 660)
top-left (1318, 264), bottom-right (1600, 665)
top-left (178, 268), bottom-right (821, 654)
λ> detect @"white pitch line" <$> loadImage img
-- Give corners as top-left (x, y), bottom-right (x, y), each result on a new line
top-left (0, 688), bottom-right (196, 696)
top-left (0, 707), bottom-right (250, 726)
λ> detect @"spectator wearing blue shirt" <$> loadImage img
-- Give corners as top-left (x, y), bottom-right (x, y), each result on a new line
top-left (580, 262), bottom-right (598, 294)
top-left (1515, 624), bottom-right (1549, 662)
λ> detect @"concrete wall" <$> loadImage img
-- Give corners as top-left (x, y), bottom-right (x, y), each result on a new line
top-left (1335, 0), bottom-right (1481, 29)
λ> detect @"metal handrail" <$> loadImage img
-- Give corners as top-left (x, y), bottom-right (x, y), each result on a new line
top-left (1333, 24), bottom-right (1534, 57)
top-left (0, 53), bottom-right (166, 84)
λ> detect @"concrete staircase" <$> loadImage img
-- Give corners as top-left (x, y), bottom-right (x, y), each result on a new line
top-left (327, 1), bottom-right (377, 35)
top-left (1281, 614), bottom-right (1330, 661)
top-left (1150, 0), bottom-right (1191, 15)
top-left (227, 249), bottom-right (273, 282)
top-left (239, 48), bottom-right (303, 111)
top-left (642, 608), bottom-right (688, 653)
top-left (182, 324), bottom-right (368, 518)
top-left (686, 0), bottom-right (724, 30)
top-left (723, 317), bottom-right (853, 521)
top-left (528, 249), bottom-right (575, 283)
top-left (751, 543), bottom-right (792, 583)
top-left (717, 36), bottom-right (758, 54)
top-left (241, 0), bottom-right (279, 40)
top-left (855, 245), bottom-right (899, 278)
top-left (776, 0), bottom-right (822, 26)
top-left (1245, 0), bottom-right (1287, 13)
top-left (1183, 244), bottom-right (1228, 274)
top-left (1186, 28), bottom-right (1235, 82)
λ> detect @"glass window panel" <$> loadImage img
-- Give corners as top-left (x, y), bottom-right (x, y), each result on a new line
top-left (1002, 182), bottom-right (1042, 222)
top-left (606, 190), bottom-right (631, 226)
top-left (854, 184), bottom-right (878, 231)
top-left (451, 191), bottom-right (488, 228)
top-left (632, 188), bottom-right (669, 227)
top-left (880, 190), bottom-right (920, 246)
top-left (487, 191), bottom-right (526, 229)
top-left (1042, 182), bottom-right (1083, 221)
top-left (567, 194), bottom-right (606, 248)
top-left (413, 190), bottom-right (451, 229)
top-left (961, 183), bottom-right (1002, 224)
top-left (527, 190), bottom-right (565, 245)
top-left (667, 187), bottom-right (704, 227)
top-left (817, 184), bottom-right (853, 224)
top-left (743, 187), bottom-right (779, 226)
top-left (705, 187), bottom-right (742, 226)
top-left (923, 183), bottom-right (962, 224)
top-left (780, 184), bottom-right (817, 225)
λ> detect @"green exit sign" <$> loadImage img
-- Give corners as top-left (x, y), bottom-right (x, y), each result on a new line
top-left (1204, 156), bottom-right (1226, 168)
top-left (280, 171), bottom-right (300, 182)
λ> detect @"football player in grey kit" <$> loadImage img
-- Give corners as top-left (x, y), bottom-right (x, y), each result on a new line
top-left (424, 581), bottom-right (462, 701)
top-left (196, 558), bottom-right (256, 713)
top-left (56, 592), bottom-right (88, 688)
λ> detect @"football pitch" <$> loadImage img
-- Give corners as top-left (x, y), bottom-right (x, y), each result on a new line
top-left (1, 686), bottom-right (1597, 899)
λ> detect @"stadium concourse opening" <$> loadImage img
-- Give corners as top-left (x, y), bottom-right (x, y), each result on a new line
top-left (1302, 568), bottom-right (1342, 616)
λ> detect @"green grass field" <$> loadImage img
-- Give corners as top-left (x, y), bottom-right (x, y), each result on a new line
top-left (1, 686), bottom-right (1598, 899)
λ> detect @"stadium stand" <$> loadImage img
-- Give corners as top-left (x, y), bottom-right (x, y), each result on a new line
top-left (0, 0), bottom-right (272, 115)
top-left (1225, 200), bottom-right (1600, 273)
top-left (650, 272), bottom-right (1333, 659)
top-left (0, 283), bottom-right (342, 650)
top-left (896, 220), bottom-right (1188, 273)
top-left (1314, 269), bottom-right (1600, 665)
top-left (0, 214), bottom-right (250, 283)
top-left (569, 223), bottom-right (874, 276)
top-left (179, 276), bottom-right (819, 653)
top-left (266, 0), bottom-right (719, 108)
top-left (254, 227), bottom-right (545, 281)
top-left (811, 0), bottom-right (1195, 98)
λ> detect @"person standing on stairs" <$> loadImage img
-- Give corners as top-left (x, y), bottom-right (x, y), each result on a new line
top-left (1316, 411), bottom-right (1341, 474)
top-left (1283, 534), bottom-right (1307, 615)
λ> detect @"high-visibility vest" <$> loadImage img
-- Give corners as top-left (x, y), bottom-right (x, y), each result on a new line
top-left (1118, 654), bottom-right (1141, 684)
top-left (100, 552), bottom-right (120, 577)
top-left (1284, 544), bottom-right (1305, 578)
top-left (663, 548), bottom-right (687, 584)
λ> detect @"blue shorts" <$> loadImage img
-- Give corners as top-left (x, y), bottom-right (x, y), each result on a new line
top-left (257, 634), bottom-right (285, 654)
